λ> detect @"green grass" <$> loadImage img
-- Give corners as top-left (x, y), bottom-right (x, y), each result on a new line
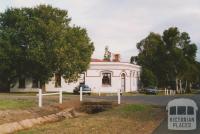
top-left (118, 104), bottom-right (150, 113)
top-left (0, 99), bottom-right (36, 109)
top-left (105, 104), bottom-right (155, 120)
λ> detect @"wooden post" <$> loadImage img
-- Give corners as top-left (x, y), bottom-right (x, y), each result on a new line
top-left (80, 87), bottom-right (83, 101)
top-left (38, 89), bottom-right (42, 107)
top-left (118, 89), bottom-right (121, 104)
top-left (59, 88), bottom-right (62, 104)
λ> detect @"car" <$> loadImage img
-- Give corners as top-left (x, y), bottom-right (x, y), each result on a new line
top-left (144, 87), bottom-right (158, 95)
top-left (138, 88), bottom-right (145, 94)
top-left (73, 84), bottom-right (91, 95)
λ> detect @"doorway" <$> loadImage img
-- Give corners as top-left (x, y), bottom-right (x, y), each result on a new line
top-left (121, 73), bottom-right (126, 92)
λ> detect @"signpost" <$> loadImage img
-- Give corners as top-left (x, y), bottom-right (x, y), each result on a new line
top-left (118, 89), bottom-right (121, 104)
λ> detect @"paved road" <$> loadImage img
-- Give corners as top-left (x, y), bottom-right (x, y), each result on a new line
top-left (86, 95), bottom-right (196, 106)
top-left (86, 94), bottom-right (200, 134)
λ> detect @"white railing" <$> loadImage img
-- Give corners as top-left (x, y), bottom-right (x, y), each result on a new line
top-left (37, 88), bottom-right (63, 107)
top-left (79, 87), bottom-right (121, 105)
top-left (79, 87), bottom-right (91, 101)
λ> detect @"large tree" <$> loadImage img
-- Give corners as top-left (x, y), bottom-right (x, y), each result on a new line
top-left (134, 27), bottom-right (198, 92)
top-left (0, 5), bottom-right (94, 91)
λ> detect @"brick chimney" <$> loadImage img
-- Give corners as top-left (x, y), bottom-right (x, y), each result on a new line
top-left (112, 54), bottom-right (120, 62)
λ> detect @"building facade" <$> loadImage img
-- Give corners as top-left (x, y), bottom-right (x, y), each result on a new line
top-left (10, 61), bottom-right (141, 93)
top-left (84, 61), bottom-right (141, 93)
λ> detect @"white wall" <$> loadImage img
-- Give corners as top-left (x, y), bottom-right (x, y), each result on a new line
top-left (45, 77), bottom-right (79, 92)
top-left (85, 62), bottom-right (141, 93)
top-left (10, 62), bottom-right (141, 93)
top-left (10, 78), bottom-right (38, 92)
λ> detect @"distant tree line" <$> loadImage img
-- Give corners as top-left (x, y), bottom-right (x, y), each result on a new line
top-left (0, 5), bottom-right (94, 91)
top-left (131, 27), bottom-right (200, 93)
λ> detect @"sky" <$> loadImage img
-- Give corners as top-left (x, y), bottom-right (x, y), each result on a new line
top-left (0, 0), bottom-right (199, 62)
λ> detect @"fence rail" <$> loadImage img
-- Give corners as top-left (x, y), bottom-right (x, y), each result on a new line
top-left (37, 88), bottom-right (63, 107)
top-left (79, 87), bottom-right (121, 104)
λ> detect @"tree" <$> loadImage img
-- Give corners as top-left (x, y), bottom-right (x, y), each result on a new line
top-left (130, 56), bottom-right (137, 64)
top-left (103, 46), bottom-right (111, 61)
top-left (134, 27), bottom-right (198, 92)
top-left (140, 67), bottom-right (157, 87)
top-left (0, 5), bottom-right (94, 91)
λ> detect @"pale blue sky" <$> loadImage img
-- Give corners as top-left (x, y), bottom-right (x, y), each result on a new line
top-left (0, 0), bottom-right (199, 61)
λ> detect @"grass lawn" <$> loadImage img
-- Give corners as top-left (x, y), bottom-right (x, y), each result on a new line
top-left (17, 104), bottom-right (165, 134)
top-left (0, 99), bottom-right (36, 109)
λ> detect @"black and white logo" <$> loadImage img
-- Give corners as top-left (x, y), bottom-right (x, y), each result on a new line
top-left (166, 98), bottom-right (198, 130)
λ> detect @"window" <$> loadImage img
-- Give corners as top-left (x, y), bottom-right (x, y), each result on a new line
top-left (177, 106), bottom-right (186, 115)
top-left (170, 106), bottom-right (176, 115)
top-left (187, 106), bottom-right (194, 115)
top-left (79, 73), bottom-right (85, 84)
top-left (121, 73), bottom-right (126, 91)
top-left (55, 74), bottom-right (61, 87)
top-left (102, 73), bottom-right (111, 86)
top-left (19, 77), bottom-right (25, 88)
top-left (32, 79), bottom-right (39, 88)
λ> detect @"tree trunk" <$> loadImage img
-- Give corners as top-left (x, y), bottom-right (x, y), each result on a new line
top-left (179, 79), bottom-right (182, 94)
top-left (189, 82), bottom-right (192, 93)
top-left (0, 78), bottom-right (10, 92)
top-left (42, 84), bottom-right (45, 92)
top-left (39, 80), bottom-right (46, 92)
top-left (185, 80), bottom-right (187, 93)
top-left (176, 78), bottom-right (179, 93)
top-left (185, 82), bottom-right (191, 93)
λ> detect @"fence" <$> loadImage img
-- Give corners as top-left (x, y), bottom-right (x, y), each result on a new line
top-left (80, 87), bottom-right (121, 104)
top-left (37, 88), bottom-right (63, 107)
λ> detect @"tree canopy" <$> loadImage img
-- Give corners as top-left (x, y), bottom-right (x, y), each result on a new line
top-left (0, 5), bottom-right (94, 90)
top-left (133, 27), bottom-right (199, 92)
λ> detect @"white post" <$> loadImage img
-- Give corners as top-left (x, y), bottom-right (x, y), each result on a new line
top-left (80, 87), bottom-right (83, 101)
top-left (165, 88), bottom-right (166, 95)
top-left (59, 88), bottom-right (62, 104)
top-left (38, 89), bottom-right (42, 107)
top-left (118, 89), bottom-right (121, 104)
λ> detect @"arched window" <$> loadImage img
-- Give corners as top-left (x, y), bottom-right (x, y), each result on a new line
top-left (102, 73), bottom-right (111, 86)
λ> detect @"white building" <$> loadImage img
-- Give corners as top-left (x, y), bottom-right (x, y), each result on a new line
top-left (10, 59), bottom-right (141, 93)
top-left (84, 60), bottom-right (141, 93)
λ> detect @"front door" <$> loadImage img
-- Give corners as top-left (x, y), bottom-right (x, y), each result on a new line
top-left (121, 73), bottom-right (126, 92)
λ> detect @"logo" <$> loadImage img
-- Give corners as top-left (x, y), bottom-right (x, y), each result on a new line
top-left (166, 98), bottom-right (198, 130)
